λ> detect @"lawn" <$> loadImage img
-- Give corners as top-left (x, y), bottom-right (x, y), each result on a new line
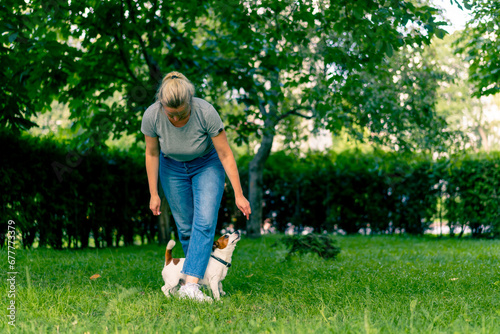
top-left (2, 235), bottom-right (499, 333)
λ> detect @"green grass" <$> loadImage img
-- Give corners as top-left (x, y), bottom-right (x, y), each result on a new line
top-left (2, 235), bottom-right (500, 333)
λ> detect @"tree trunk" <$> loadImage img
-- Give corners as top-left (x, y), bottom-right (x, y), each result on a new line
top-left (458, 224), bottom-right (465, 238)
top-left (81, 221), bottom-right (91, 248)
top-left (477, 125), bottom-right (489, 152)
top-left (247, 119), bottom-right (275, 238)
top-left (292, 186), bottom-right (301, 227)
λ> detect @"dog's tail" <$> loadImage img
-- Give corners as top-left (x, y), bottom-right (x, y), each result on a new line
top-left (165, 240), bottom-right (176, 265)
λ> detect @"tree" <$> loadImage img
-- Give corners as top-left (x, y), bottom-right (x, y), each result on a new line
top-left (1, 0), bottom-right (75, 131)
top-left (205, 0), bottom-right (451, 236)
top-left (433, 33), bottom-right (500, 151)
top-left (342, 41), bottom-right (455, 152)
top-left (1, 0), bottom-right (219, 139)
top-left (457, 0), bottom-right (500, 97)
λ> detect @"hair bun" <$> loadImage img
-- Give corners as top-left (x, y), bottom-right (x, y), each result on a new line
top-left (157, 72), bottom-right (195, 108)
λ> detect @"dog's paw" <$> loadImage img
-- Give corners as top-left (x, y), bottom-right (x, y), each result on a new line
top-left (220, 291), bottom-right (226, 296)
top-left (162, 285), bottom-right (177, 297)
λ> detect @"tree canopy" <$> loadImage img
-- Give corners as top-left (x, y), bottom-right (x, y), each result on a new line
top-left (3, 0), bottom-right (450, 137)
top-left (457, 0), bottom-right (500, 97)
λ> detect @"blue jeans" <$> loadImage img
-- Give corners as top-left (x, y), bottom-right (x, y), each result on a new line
top-left (159, 148), bottom-right (225, 279)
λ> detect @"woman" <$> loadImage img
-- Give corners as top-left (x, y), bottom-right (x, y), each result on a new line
top-left (141, 71), bottom-right (251, 302)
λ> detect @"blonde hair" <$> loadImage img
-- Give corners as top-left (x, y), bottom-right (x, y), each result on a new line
top-left (156, 71), bottom-right (195, 108)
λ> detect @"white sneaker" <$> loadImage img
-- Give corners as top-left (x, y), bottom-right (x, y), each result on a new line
top-left (178, 283), bottom-right (213, 303)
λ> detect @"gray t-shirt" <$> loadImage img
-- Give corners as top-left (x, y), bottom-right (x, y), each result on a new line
top-left (141, 97), bottom-right (224, 162)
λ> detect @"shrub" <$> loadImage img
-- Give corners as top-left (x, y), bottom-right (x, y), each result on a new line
top-left (281, 234), bottom-right (341, 259)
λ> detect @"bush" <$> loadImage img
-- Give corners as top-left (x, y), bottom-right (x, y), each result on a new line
top-left (443, 153), bottom-right (500, 238)
top-left (4, 128), bottom-right (500, 249)
top-left (242, 149), bottom-right (500, 238)
top-left (1, 130), bottom-right (240, 249)
top-left (281, 234), bottom-right (341, 259)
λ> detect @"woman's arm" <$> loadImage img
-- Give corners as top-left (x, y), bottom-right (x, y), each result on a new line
top-left (145, 135), bottom-right (162, 215)
top-left (211, 130), bottom-right (251, 220)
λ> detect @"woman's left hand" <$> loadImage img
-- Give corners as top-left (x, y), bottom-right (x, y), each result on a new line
top-left (235, 195), bottom-right (251, 220)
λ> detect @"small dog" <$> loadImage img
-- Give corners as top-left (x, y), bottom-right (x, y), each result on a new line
top-left (161, 231), bottom-right (241, 300)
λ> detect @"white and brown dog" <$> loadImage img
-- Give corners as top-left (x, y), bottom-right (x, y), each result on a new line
top-left (161, 231), bottom-right (241, 300)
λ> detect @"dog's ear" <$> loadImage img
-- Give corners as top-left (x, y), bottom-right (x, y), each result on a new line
top-left (212, 241), bottom-right (219, 251)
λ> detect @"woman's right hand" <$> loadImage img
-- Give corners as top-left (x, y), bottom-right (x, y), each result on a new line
top-left (150, 195), bottom-right (162, 216)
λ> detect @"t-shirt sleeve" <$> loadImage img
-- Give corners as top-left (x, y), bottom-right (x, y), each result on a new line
top-left (141, 104), bottom-right (158, 137)
top-left (205, 105), bottom-right (225, 137)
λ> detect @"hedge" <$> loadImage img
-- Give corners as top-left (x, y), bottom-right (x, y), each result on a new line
top-left (2, 130), bottom-right (499, 249)
top-left (244, 150), bottom-right (499, 238)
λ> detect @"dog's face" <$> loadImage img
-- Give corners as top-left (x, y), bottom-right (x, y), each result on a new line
top-left (212, 231), bottom-right (241, 254)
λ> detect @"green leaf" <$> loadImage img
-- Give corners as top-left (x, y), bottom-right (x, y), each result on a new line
top-left (386, 42), bottom-right (393, 57)
top-left (8, 32), bottom-right (18, 43)
top-left (434, 28), bottom-right (447, 39)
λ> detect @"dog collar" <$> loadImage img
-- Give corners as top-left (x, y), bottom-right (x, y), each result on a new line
top-left (211, 255), bottom-right (231, 268)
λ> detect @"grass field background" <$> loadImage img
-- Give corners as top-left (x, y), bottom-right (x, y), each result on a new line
top-left (1, 235), bottom-right (499, 333)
